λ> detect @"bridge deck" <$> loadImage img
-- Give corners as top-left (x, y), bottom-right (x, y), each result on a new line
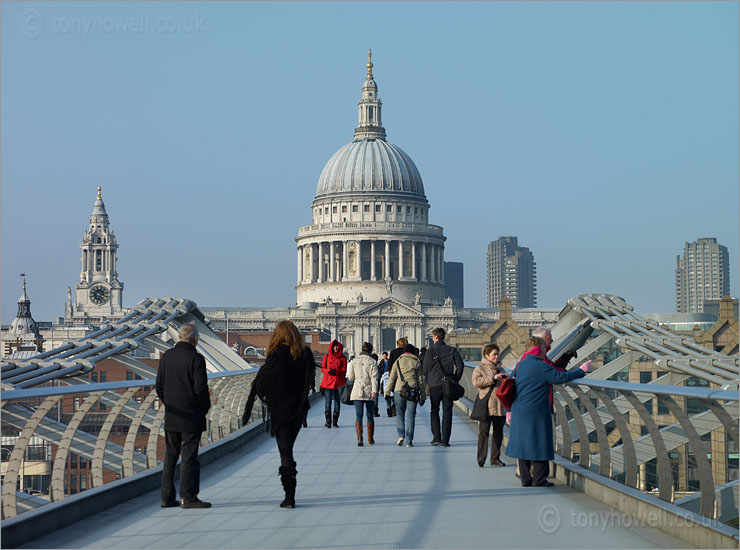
top-left (23, 405), bottom-right (692, 549)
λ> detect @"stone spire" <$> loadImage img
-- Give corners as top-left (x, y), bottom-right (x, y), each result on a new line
top-left (17, 273), bottom-right (31, 318)
top-left (354, 49), bottom-right (386, 140)
top-left (9, 273), bottom-right (39, 340)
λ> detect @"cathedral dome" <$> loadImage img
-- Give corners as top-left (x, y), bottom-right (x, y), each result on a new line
top-left (315, 139), bottom-right (425, 199)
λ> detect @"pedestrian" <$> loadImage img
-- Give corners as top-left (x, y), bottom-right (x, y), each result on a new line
top-left (347, 342), bottom-right (378, 446)
top-left (156, 321), bottom-right (212, 509)
top-left (422, 327), bottom-right (464, 447)
top-left (385, 338), bottom-right (407, 416)
top-left (320, 339), bottom-right (347, 428)
top-left (374, 351), bottom-right (388, 417)
top-left (386, 343), bottom-right (425, 447)
top-left (471, 343), bottom-right (507, 467)
top-left (241, 320), bottom-right (315, 508)
top-left (505, 336), bottom-right (590, 487)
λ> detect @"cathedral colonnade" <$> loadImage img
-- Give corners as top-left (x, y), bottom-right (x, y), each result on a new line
top-left (296, 239), bottom-right (444, 285)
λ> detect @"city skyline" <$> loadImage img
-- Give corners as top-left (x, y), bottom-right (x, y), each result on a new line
top-left (2, 2), bottom-right (738, 323)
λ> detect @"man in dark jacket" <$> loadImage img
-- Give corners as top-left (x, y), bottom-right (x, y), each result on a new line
top-left (156, 321), bottom-right (212, 509)
top-left (422, 327), bottom-right (464, 447)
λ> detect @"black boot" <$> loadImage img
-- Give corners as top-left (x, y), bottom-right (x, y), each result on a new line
top-left (332, 410), bottom-right (340, 428)
top-left (278, 463), bottom-right (297, 509)
top-left (325, 411), bottom-right (332, 428)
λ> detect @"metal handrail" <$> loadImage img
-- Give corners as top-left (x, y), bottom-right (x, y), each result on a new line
top-left (459, 360), bottom-right (739, 523)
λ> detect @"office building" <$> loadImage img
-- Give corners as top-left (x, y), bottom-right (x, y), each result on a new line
top-left (675, 238), bottom-right (730, 313)
top-left (486, 236), bottom-right (537, 308)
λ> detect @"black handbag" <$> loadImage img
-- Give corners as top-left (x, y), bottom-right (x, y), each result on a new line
top-left (435, 354), bottom-right (465, 401)
top-left (470, 385), bottom-right (495, 421)
top-left (397, 367), bottom-right (420, 403)
top-left (339, 383), bottom-right (353, 405)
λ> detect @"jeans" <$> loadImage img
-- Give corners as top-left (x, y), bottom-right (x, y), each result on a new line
top-left (393, 394), bottom-right (417, 443)
top-left (429, 386), bottom-right (453, 444)
top-left (161, 430), bottom-right (202, 502)
top-left (354, 400), bottom-right (375, 423)
top-left (323, 388), bottom-right (340, 414)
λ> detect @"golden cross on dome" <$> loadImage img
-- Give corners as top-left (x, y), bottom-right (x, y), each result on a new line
top-left (97, 186), bottom-right (102, 200)
top-left (366, 49), bottom-right (374, 79)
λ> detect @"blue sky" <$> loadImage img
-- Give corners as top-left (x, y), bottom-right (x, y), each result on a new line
top-left (2, 1), bottom-right (738, 323)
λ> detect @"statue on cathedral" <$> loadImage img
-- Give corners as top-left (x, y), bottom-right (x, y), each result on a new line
top-left (444, 296), bottom-right (453, 306)
top-left (357, 293), bottom-right (363, 304)
top-left (325, 296), bottom-right (334, 305)
top-left (414, 293), bottom-right (421, 306)
top-left (385, 276), bottom-right (393, 294)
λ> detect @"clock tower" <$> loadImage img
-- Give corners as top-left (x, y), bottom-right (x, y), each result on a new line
top-left (66, 187), bottom-right (125, 323)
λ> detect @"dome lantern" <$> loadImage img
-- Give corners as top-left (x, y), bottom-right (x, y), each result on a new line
top-left (354, 49), bottom-right (386, 141)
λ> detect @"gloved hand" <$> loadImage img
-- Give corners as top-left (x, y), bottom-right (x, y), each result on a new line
top-left (563, 349), bottom-right (578, 362)
top-left (328, 368), bottom-right (337, 376)
top-left (419, 399), bottom-right (425, 407)
top-left (579, 360), bottom-right (592, 373)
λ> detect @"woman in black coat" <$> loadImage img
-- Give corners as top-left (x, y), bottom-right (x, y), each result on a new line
top-left (242, 320), bottom-right (315, 508)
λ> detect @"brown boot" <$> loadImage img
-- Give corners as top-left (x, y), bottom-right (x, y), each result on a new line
top-left (367, 422), bottom-right (375, 445)
top-left (355, 421), bottom-right (364, 446)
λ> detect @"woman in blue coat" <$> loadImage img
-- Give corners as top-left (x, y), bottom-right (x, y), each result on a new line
top-left (505, 336), bottom-right (590, 487)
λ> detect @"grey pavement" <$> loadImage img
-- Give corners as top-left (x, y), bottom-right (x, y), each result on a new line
top-left (23, 404), bottom-right (692, 549)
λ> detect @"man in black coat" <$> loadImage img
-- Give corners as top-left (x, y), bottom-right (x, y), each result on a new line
top-left (422, 327), bottom-right (464, 447)
top-left (155, 321), bottom-right (212, 508)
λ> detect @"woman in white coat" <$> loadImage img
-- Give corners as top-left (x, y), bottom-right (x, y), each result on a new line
top-left (347, 342), bottom-right (378, 446)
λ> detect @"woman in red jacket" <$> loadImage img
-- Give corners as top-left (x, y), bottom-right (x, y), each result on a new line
top-left (320, 339), bottom-right (347, 428)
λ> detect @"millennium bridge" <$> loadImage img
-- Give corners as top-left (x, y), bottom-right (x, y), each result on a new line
top-left (1, 294), bottom-right (738, 548)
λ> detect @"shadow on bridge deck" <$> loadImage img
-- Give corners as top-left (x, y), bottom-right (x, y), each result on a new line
top-left (22, 406), bottom-right (691, 549)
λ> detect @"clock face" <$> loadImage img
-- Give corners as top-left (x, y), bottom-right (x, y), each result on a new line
top-left (89, 285), bottom-right (110, 305)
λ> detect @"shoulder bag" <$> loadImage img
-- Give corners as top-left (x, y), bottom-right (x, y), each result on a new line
top-left (495, 364), bottom-right (518, 410)
top-left (397, 365), bottom-right (420, 403)
top-left (470, 384), bottom-right (495, 421)
top-left (435, 354), bottom-right (465, 401)
top-left (339, 382), bottom-right (354, 405)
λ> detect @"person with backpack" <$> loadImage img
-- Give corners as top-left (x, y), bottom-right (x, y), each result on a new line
top-left (422, 327), bottom-right (464, 447)
top-left (320, 339), bottom-right (347, 428)
top-left (386, 343), bottom-right (425, 447)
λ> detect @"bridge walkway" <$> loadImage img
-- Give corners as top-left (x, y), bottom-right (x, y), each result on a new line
top-left (22, 405), bottom-right (691, 549)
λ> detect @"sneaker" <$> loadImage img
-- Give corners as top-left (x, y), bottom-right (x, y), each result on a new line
top-left (181, 499), bottom-right (212, 509)
top-left (440, 443), bottom-right (450, 448)
top-left (430, 440), bottom-right (441, 446)
top-left (161, 499), bottom-right (180, 508)
top-left (406, 442), bottom-right (414, 448)
top-left (397, 438), bottom-right (404, 446)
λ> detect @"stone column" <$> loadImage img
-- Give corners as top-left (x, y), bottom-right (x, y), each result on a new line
top-left (398, 241), bottom-right (404, 279)
top-left (411, 242), bottom-right (417, 280)
top-left (330, 241), bottom-right (335, 282)
top-left (421, 243), bottom-right (427, 282)
top-left (342, 241), bottom-right (348, 281)
top-left (385, 240), bottom-right (390, 280)
top-left (440, 245), bottom-right (445, 284)
top-left (430, 245), bottom-right (436, 283)
top-left (309, 244), bottom-right (315, 282)
top-left (370, 240), bottom-right (376, 281)
top-left (297, 246), bottom-right (302, 284)
top-left (318, 242), bottom-right (324, 282)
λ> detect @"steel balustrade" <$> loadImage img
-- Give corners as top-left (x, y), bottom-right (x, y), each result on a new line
top-left (0, 371), bottom-right (266, 519)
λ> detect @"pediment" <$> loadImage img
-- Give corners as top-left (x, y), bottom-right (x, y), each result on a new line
top-left (355, 297), bottom-right (423, 318)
